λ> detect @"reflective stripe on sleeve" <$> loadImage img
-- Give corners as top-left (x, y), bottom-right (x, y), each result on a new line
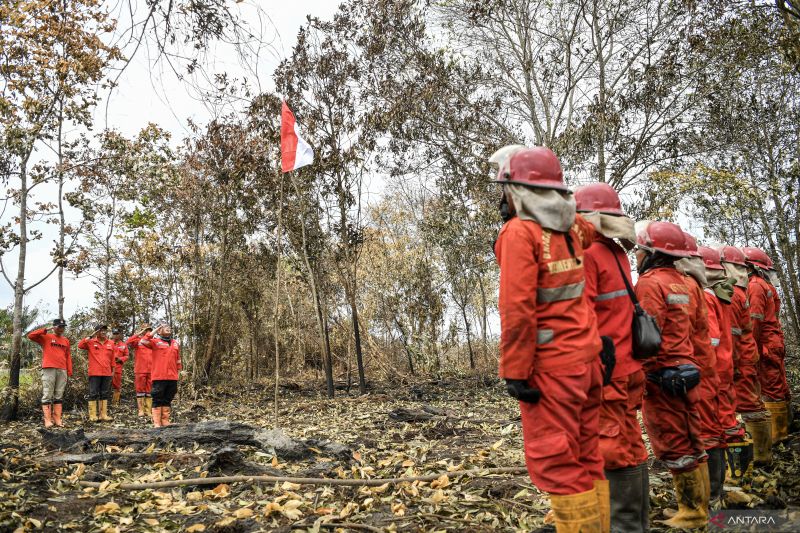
top-left (751, 313), bottom-right (764, 320)
top-left (537, 281), bottom-right (585, 303)
top-left (711, 338), bottom-right (720, 347)
top-left (594, 289), bottom-right (628, 302)
top-left (537, 329), bottom-right (554, 345)
top-left (666, 294), bottom-right (690, 305)
top-left (731, 327), bottom-right (743, 336)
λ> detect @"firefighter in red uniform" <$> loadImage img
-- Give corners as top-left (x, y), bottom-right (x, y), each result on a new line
top-left (719, 245), bottom-right (772, 466)
top-left (575, 183), bottom-right (648, 533)
top-left (110, 327), bottom-right (129, 407)
top-left (492, 146), bottom-right (607, 533)
top-left (127, 324), bottom-right (154, 417)
top-left (634, 222), bottom-right (707, 529)
top-left (140, 324), bottom-right (181, 427)
top-left (27, 318), bottom-right (73, 427)
top-left (762, 256), bottom-right (791, 407)
top-left (742, 247), bottom-right (789, 441)
top-left (677, 235), bottom-right (726, 507)
top-left (77, 324), bottom-right (115, 422)
top-left (697, 246), bottom-right (744, 484)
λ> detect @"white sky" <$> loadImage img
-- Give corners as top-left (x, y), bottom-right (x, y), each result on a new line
top-left (1, 1), bottom-right (338, 321)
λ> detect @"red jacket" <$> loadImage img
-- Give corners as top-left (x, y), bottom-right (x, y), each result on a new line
top-left (77, 336), bottom-right (116, 376)
top-left (634, 267), bottom-right (696, 370)
top-left (141, 333), bottom-right (182, 380)
top-left (495, 214), bottom-right (601, 378)
top-left (685, 276), bottom-right (717, 385)
top-left (704, 289), bottom-right (734, 384)
top-left (583, 237), bottom-right (639, 379)
top-left (112, 341), bottom-right (129, 374)
top-left (126, 335), bottom-right (153, 374)
top-left (748, 276), bottom-right (783, 359)
top-left (730, 285), bottom-right (759, 367)
top-left (27, 328), bottom-right (73, 376)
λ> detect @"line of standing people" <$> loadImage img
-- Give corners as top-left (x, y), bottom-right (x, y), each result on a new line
top-left (29, 321), bottom-right (182, 429)
top-left (492, 145), bottom-right (791, 532)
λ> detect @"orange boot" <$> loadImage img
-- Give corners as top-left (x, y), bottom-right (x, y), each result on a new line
top-left (53, 403), bottom-right (64, 427)
top-left (161, 406), bottom-right (171, 427)
top-left (151, 406), bottom-right (162, 428)
top-left (42, 404), bottom-right (53, 428)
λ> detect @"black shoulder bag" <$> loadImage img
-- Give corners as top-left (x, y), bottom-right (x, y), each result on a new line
top-left (603, 242), bottom-right (662, 360)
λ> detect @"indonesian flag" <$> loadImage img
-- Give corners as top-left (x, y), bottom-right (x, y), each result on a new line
top-left (281, 101), bottom-right (314, 173)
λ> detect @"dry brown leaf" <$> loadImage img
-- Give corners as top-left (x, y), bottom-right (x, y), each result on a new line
top-left (233, 508), bottom-right (254, 519)
top-left (185, 525), bottom-right (206, 532)
top-left (430, 474), bottom-right (450, 489)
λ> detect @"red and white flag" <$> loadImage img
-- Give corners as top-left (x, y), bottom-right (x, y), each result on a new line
top-left (281, 101), bottom-right (314, 173)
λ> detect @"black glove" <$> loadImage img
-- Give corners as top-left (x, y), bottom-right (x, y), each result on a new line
top-left (505, 379), bottom-right (541, 404)
top-left (600, 335), bottom-right (616, 386)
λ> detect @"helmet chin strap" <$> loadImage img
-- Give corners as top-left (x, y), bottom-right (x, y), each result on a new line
top-left (498, 191), bottom-right (513, 222)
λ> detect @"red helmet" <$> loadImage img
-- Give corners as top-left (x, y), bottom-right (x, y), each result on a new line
top-left (493, 147), bottom-right (568, 191)
top-left (636, 221), bottom-right (692, 257)
top-left (682, 232), bottom-right (702, 257)
top-left (741, 247), bottom-right (771, 269)
top-left (698, 246), bottom-right (724, 270)
top-left (574, 183), bottom-right (625, 215)
top-left (718, 245), bottom-right (747, 266)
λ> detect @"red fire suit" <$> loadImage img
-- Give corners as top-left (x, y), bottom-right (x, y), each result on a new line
top-left (704, 290), bottom-right (738, 440)
top-left (583, 237), bottom-right (647, 470)
top-left (685, 277), bottom-right (724, 451)
top-left (111, 341), bottom-right (129, 390)
top-left (127, 334), bottom-right (153, 397)
top-left (496, 215), bottom-right (604, 495)
top-left (27, 328), bottom-right (73, 376)
top-left (766, 281), bottom-right (790, 400)
top-left (142, 333), bottom-right (182, 381)
top-left (78, 337), bottom-right (115, 376)
top-left (636, 267), bottom-right (705, 473)
top-left (751, 276), bottom-right (787, 401)
top-left (731, 285), bottom-right (765, 417)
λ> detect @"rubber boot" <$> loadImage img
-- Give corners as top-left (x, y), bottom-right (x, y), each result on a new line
top-left (137, 397), bottom-right (145, 417)
top-left (708, 448), bottom-right (726, 507)
top-left (699, 461), bottom-right (711, 505)
top-left (152, 407), bottom-right (162, 428)
top-left (549, 488), bottom-right (602, 533)
top-left (145, 396), bottom-right (153, 411)
top-left (725, 439), bottom-right (754, 481)
top-left (99, 400), bottom-right (113, 421)
top-left (42, 404), bottom-right (54, 428)
top-left (659, 467), bottom-right (708, 529)
top-left (745, 418), bottom-right (773, 466)
top-left (605, 463), bottom-right (649, 533)
top-left (88, 400), bottom-right (99, 422)
top-left (764, 401), bottom-right (789, 442)
top-left (594, 480), bottom-right (610, 533)
top-left (53, 403), bottom-right (64, 427)
top-left (161, 406), bottom-right (171, 427)
top-left (112, 389), bottom-right (121, 406)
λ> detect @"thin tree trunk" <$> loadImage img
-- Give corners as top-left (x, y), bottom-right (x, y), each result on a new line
top-left (289, 174), bottom-right (334, 398)
top-left (57, 103), bottom-right (66, 318)
top-left (348, 282), bottom-right (366, 394)
top-left (200, 210), bottom-right (230, 385)
top-left (3, 155), bottom-right (31, 421)
top-left (460, 301), bottom-right (475, 370)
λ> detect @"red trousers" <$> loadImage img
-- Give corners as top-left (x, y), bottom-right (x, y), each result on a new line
top-left (642, 380), bottom-right (705, 473)
top-left (735, 362), bottom-right (765, 413)
top-left (520, 361), bottom-right (604, 495)
top-left (135, 373), bottom-right (152, 396)
top-left (696, 376), bottom-right (726, 450)
top-left (717, 362), bottom-right (739, 438)
top-left (759, 349), bottom-right (789, 401)
top-left (599, 370), bottom-right (648, 470)
top-left (111, 370), bottom-right (123, 391)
